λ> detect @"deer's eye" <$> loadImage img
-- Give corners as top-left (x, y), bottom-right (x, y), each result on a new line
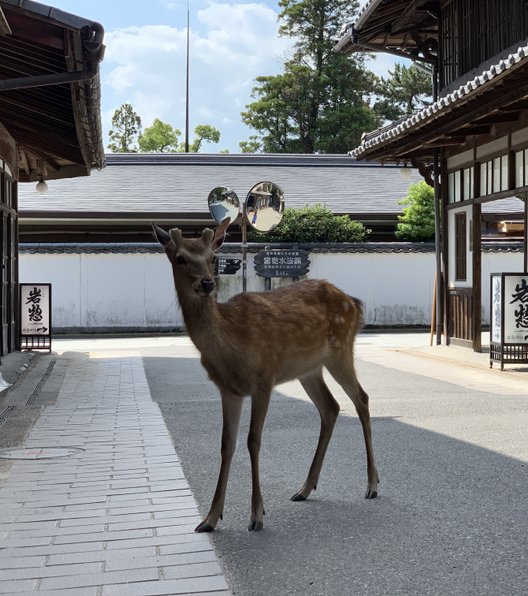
top-left (175, 255), bottom-right (187, 265)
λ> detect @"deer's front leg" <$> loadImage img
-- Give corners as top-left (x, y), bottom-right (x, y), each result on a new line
top-left (195, 391), bottom-right (243, 532)
top-left (247, 387), bottom-right (272, 531)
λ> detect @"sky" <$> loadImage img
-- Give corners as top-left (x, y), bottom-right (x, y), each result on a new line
top-left (47, 0), bottom-right (398, 153)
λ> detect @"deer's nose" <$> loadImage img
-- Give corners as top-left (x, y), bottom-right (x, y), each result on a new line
top-left (200, 278), bottom-right (216, 295)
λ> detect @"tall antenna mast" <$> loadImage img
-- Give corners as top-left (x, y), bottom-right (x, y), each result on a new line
top-left (184, 0), bottom-right (190, 153)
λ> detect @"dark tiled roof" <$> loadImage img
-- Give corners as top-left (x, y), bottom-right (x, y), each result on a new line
top-left (351, 43), bottom-right (528, 159)
top-left (481, 198), bottom-right (526, 214)
top-left (19, 241), bottom-right (436, 254)
top-left (18, 153), bottom-right (424, 216)
top-left (18, 241), bottom-right (523, 255)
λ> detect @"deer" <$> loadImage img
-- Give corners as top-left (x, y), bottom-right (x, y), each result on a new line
top-left (153, 218), bottom-right (379, 532)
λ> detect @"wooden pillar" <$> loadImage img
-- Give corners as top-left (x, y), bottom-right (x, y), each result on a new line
top-left (525, 194), bottom-right (528, 272)
top-left (433, 149), bottom-right (443, 344)
top-left (472, 202), bottom-right (482, 352)
top-left (441, 154), bottom-right (450, 344)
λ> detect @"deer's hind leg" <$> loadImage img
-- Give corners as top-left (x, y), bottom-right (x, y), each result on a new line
top-left (291, 369), bottom-right (340, 502)
top-left (326, 357), bottom-right (379, 499)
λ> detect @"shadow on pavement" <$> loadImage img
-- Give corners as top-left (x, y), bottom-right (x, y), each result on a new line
top-left (143, 354), bottom-right (528, 596)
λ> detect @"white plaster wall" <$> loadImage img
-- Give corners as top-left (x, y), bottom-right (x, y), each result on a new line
top-left (309, 252), bottom-right (436, 326)
top-left (19, 249), bottom-right (524, 330)
top-left (19, 250), bottom-right (436, 329)
top-left (20, 253), bottom-right (182, 329)
top-left (20, 254), bottom-right (83, 328)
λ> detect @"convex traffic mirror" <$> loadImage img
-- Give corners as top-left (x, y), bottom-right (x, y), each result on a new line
top-left (245, 181), bottom-right (284, 232)
top-left (208, 187), bottom-right (240, 224)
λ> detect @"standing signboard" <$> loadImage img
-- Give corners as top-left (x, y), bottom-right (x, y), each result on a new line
top-left (19, 283), bottom-right (52, 352)
top-left (490, 273), bottom-right (528, 369)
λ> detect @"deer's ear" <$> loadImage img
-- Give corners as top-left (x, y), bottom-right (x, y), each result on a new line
top-left (212, 217), bottom-right (231, 251)
top-left (152, 224), bottom-right (171, 248)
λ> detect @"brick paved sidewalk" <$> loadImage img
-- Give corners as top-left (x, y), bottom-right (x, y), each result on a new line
top-left (0, 353), bottom-right (229, 595)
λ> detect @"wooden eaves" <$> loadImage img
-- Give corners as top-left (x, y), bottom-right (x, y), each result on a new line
top-left (0, 0), bottom-right (105, 182)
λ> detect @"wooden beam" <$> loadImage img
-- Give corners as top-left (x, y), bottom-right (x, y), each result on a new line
top-left (501, 99), bottom-right (528, 112)
top-left (448, 125), bottom-right (491, 137)
top-left (0, 6), bottom-right (12, 36)
top-left (391, 0), bottom-right (426, 32)
top-left (473, 112), bottom-right (520, 125)
top-left (392, 0), bottom-right (438, 34)
top-left (425, 139), bottom-right (468, 146)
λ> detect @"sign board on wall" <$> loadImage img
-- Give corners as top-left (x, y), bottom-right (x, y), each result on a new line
top-left (20, 283), bottom-right (52, 351)
top-left (490, 273), bottom-right (528, 369)
top-left (254, 249), bottom-right (310, 278)
top-left (215, 258), bottom-right (241, 276)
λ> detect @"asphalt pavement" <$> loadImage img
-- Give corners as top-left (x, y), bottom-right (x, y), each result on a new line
top-left (0, 332), bottom-right (526, 595)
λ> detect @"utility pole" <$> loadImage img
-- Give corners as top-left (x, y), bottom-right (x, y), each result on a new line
top-left (184, 0), bottom-right (190, 153)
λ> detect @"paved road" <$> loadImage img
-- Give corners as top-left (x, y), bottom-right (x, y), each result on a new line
top-left (134, 335), bottom-right (528, 596)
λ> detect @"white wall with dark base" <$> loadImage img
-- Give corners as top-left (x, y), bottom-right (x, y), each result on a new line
top-left (19, 248), bottom-right (522, 332)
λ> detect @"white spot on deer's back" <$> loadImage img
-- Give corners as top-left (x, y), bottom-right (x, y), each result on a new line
top-left (334, 315), bottom-right (345, 325)
top-left (342, 301), bottom-right (350, 312)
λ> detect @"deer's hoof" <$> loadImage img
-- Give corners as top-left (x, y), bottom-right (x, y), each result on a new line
top-left (365, 488), bottom-right (378, 499)
top-left (290, 492), bottom-right (307, 502)
top-left (248, 519), bottom-right (264, 531)
top-left (195, 520), bottom-right (215, 532)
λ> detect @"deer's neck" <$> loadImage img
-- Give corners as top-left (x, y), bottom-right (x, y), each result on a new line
top-left (178, 291), bottom-right (223, 353)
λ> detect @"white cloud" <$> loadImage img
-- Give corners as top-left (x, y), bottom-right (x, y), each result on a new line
top-left (102, 2), bottom-right (294, 151)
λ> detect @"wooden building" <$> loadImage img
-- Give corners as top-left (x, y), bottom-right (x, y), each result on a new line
top-left (0, 0), bottom-right (105, 355)
top-left (336, 0), bottom-right (528, 351)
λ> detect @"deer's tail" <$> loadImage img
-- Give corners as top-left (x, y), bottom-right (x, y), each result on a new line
top-left (350, 296), bottom-right (365, 334)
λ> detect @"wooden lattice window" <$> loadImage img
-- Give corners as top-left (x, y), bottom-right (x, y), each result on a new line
top-left (455, 212), bottom-right (467, 281)
top-left (441, 0), bottom-right (528, 88)
top-left (448, 167), bottom-right (474, 203)
top-left (479, 155), bottom-right (509, 196)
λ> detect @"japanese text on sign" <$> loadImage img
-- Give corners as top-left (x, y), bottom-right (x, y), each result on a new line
top-left (510, 277), bottom-right (528, 336)
top-left (254, 249), bottom-right (310, 278)
top-left (20, 284), bottom-right (51, 336)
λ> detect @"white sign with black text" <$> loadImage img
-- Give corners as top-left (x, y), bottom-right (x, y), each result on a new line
top-left (20, 284), bottom-right (51, 336)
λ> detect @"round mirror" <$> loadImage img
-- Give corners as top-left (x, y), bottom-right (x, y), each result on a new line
top-left (208, 187), bottom-right (240, 224)
top-left (245, 181), bottom-right (285, 232)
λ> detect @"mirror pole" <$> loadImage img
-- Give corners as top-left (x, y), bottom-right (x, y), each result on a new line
top-left (241, 217), bottom-right (248, 293)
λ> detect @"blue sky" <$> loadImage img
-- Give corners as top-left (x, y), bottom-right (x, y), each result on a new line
top-left (48, 0), bottom-right (396, 153)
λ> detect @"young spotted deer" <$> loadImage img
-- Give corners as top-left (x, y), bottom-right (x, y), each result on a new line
top-left (153, 219), bottom-right (378, 532)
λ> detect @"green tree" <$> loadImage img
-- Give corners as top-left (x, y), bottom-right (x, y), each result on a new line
top-left (376, 63), bottom-right (432, 120)
top-left (138, 119), bottom-right (180, 152)
top-left (239, 135), bottom-right (263, 153)
top-left (395, 181), bottom-right (435, 241)
top-left (108, 103), bottom-right (142, 152)
top-left (241, 0), bottom-right (380, 153)
top-left (182, 124), bottom-right (221, 152)
top-left (248, 203), bottom-right (370, 243)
